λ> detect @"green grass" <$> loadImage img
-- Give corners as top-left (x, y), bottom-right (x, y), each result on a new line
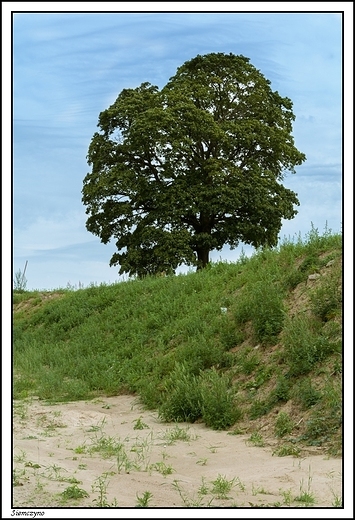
top-left (13, 226), bottom-right (342, 451)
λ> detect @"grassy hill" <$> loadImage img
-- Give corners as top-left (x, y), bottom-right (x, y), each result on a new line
top-left (13, 227), bottom-right (342, 456)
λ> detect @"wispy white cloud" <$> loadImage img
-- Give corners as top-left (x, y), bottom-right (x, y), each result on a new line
top-left (14, 211), bottom-right (92, 256)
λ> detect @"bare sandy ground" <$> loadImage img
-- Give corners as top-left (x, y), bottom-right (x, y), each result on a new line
top-left (12, 395), bottom-right (342, 510)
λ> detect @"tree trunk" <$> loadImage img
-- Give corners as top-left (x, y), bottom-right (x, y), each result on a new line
top-left (196, 247), bottom-right (210, 270)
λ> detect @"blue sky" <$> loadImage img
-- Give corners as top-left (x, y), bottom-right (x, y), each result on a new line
top-left (9, 6), bottom-right (347, 290)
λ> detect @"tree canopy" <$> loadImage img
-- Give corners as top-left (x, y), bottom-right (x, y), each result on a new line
top-left (82, 52), bottom-right (306, 277)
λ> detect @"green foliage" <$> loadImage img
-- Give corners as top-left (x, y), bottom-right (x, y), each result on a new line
top-left (210, 474), bottom-right (236, 499)
top-left (136, 491), bottom-right (153, 507)
top-left (272, 444), bottom-right (301, 457)
top-left (271, 375), bottom-right (291, 402)
top-left (82, 52), bottom-right (305, 277)
top-left (61, 485), bottom-right (89, 500)
top-left (274, 412), bottom-right (294, 438)
top-left (200, 369), bottom-right (241, 430)
top-left (13, 228), bottom-right (342, 446)
top-left (249, 399), bottom-right (272, 420)
top-left (283, 315), bottom-right (341, 376)
top-left (294, 378), bottom-right (321, 409)
top-left (249, 279), bottom-right (285, 344)
top-left (158, 363), bottom-right (202, 423)
top-left (133, 416), bottom-right (149, 430)
top-left (309, 263), bottom-right (342, 321)
top-left (301, 381), bottom-right (342, 447)
top-left (247, 432), bottom-right (265, 447)
top-left (159, 366), bottom-right (240, 429)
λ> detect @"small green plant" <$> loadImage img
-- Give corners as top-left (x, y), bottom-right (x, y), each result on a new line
top-left (272, 444), bottom-right (301, 457)
top-left (274, 412), bottom-right (294, 438)
top-left (196, 458), bottom-right (208, 466)
top-left (13, 449), bottom-right (27, 464)
top-left (133, 416), bottom-right (149, 430)
top-left (24, 461), bottom-right (41, 469)
top-left (331, 494), bottom-right (342, 507)
top-left (150, 461), bottom-right (174, 476)
top-left (211, 474), bottom-right (236, 499)
top-left (172, 479), bottom-right (214, 507)
top-left (198, 477), bottom-right (209, 495)
top-left (247, 432), bottom-right (265, 447)
top-left (74, 444), bottom-right (87, 454)
top-left (116, 444), bottom-right (132, 473)
top-left (91, 473), bottom-right (118, 507)
top-left (61, 485), bottom-right (89, 500)
top-left (86, 417), bottom-right (107, 432)
top-left (136, 490), bottom-right (153, 507)
top-left (89, 434), bottom-right (125, 459)
top-left (252, 485), bottom-right (269, 496)
top-left (160, 424), bottom-right (195, 445)
top-left (280, 488), bottom-right (293, 505)
top-left (294, 490), bottom-right (316, 505)
top-left (294, 467), bottom-right (316, 505)
top-left (13, 468), bottom-right (26, 487)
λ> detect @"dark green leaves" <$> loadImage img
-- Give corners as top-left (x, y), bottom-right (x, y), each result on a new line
top-left (82, 52), bottom-right (306, 276)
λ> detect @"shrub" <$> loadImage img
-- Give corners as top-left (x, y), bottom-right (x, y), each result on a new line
top-left (275, 412), bottom-right (294, 438)
top-left (249, 399), bottom-right (272, 420)
top-left (309, 266), bottom-right (342, 321)
top-left (241, 278), bottom-right (285, 345)
top-left (283, 268), bottom-right (305, 290)
top-left (283, 316), bottom-right (340, 376)
top-left (295, 378), bottom-right (321, 409)
top-left (271, 375), bottom-right (291, 403)
top-left (158, 363), bottom-right (202, 422)
top-left (200, 369), bottom-right (241, 430)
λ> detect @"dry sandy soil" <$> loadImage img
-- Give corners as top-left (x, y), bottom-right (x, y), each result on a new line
top-left (12, 395), bottom-right (342, 510)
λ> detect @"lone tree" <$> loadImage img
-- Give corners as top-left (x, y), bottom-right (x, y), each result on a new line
top-left (82, 52), bottom-right (306, 277)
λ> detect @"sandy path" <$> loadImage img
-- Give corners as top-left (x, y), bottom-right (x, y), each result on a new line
top-left (12, 395), bottom-right (342, 509)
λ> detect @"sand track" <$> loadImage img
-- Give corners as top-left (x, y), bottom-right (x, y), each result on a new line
top-left (13, 395), bottom-right (342, 509)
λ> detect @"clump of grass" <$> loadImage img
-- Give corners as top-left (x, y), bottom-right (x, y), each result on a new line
top-left (159, 424), bottom-right (195, 445)
top-left (149, 461), bottom-right (174, 476)
top-left (274, 412), bottom-right (294, 438)
top-left (200, 368), bottom-right (241, 430)
top-left (60, 485), bottom-right (89, 500)
top-left (246, 432), bottom-right (265, 447)
top-left (294, 468), bottom-right (316, 505)
top-left (210, 474), bottom-right (236, 499)
top-left (309, 273), bottom-right (342, 322)
top-left (136, 491), bottom-right (153, 507)
top-left (294, 378), bottom-right (322, 409)
top-left (133, 416), bottom-right (149, 430)
top-left (283, 315), bottom-right (340, 376)
top-left (273, 444), bottom-right (301, 457)
top-left (249, 399), bottom-right (272, 420)
top-left (158, 363), bottom-right (202, 423)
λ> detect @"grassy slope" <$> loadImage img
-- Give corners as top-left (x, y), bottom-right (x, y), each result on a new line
top-left (13, 228), bottom-right (342, 455)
